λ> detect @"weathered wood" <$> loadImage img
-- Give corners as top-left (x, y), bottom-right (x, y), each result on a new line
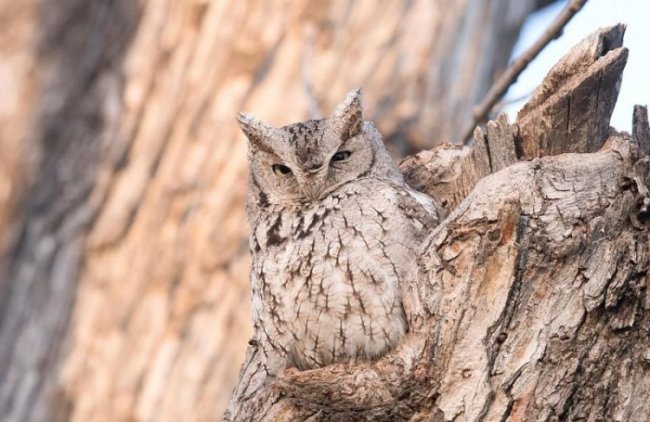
top-left (401, 144), bottom-right (472, 213)
top-left (472, 126), bottom-right (493, 178)
top-left (460, 0), bottom-right (588, 144)
top-left (633, 104), bottom-right (650, 155)
top-left (399, 135), bottom-right (494, 215)
top-left (405, 25), bottom-right (631, 216)
top-left (518, 24), bottom-right (628, 158)
top-left (485, 112), bottom-right (518, 171)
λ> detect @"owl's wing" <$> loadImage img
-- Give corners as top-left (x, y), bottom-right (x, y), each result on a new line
top-left (397, 184), bottom-right (445, 232)
top-left (248, 261), bottom-right (286, 376)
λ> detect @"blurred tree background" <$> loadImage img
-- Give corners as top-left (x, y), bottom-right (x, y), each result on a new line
top-left (0, 0), bottom-right (556, 420)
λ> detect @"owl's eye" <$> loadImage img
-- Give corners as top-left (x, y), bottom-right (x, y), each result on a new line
top-left (272, 164), bottom-right (292, 175)
top-left (331, 151), bottom-right (351, 163)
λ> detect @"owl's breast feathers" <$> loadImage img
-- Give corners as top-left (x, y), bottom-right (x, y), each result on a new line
top-left (252, 179), bottom-right (440, 250)
top-left (250, 178), bottom-right (441, 371)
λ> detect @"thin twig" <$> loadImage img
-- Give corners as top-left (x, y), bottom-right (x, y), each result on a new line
top-left (493, 89), bottom-right (535, 111)
top-left (460, 0), bottom-right (588, 145)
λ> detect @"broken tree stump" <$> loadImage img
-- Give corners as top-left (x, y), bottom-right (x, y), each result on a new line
top-left (226, 25), bottom-right (649, 421)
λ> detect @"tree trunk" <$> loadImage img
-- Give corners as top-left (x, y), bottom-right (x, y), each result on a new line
top-left (0, 1), bottom-right (548, 421)
top-left (227, 25), bottom-right (650, 421)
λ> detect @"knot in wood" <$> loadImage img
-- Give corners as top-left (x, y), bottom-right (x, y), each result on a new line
top-left (636, 196), bottom-right (650, 222)
top-left (487, 228), bottom-right (502, 243)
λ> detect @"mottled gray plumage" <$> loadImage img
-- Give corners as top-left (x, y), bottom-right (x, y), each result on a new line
top-left (238, 89), bottom-right (442, 374)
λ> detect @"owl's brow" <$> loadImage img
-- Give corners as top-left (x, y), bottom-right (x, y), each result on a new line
top-left (248, 130), bottom-right (293, 159)
top-left (318, 129), bottom-right (327, 149)
top-left (284, 120), bottom-right (323, 143)
top-left (250, 139), bottom-right (276, 155)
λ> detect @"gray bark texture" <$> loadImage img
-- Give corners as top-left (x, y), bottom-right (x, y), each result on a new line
top-left (0, 1), bottom-right (550, 421)
top-left (227, 25), bottom-right (650, 422)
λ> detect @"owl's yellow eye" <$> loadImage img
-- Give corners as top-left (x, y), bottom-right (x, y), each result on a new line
top-left (272, 164), bottom-right (292, 175)
top-left (331, 151), bottom-right (351, 163)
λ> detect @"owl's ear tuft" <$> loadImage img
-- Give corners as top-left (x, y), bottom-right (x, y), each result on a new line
top-left (237, 112), bottom-right (276, 152)
top-left (333, 88), bottom-right (363, 140)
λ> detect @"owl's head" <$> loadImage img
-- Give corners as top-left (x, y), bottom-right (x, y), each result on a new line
top-left (238, 89), bottom-right (401, 207)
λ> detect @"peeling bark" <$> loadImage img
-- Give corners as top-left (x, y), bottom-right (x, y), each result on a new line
top-left (227, 26), bottom-right (650, 421)
top-left (517, 24), bottom-right (628, 158)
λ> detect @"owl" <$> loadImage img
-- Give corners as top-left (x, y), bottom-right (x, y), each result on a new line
top-left (238, 89), bottom-right (442, 375)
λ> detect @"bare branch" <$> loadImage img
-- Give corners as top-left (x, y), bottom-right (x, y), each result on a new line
top-left (460, 0), bottom-right (588, 145)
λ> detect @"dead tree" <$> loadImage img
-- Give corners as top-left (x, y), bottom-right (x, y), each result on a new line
top-left (227, 24), bottom-right (650, 422)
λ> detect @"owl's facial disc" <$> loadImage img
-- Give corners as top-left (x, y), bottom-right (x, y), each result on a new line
top-left (239, 88), bottom-right (387, 206)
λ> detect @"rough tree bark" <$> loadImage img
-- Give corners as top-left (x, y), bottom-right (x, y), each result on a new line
top-left (227, 25), bottom-right (650, 421)
top-left (0, 1), bottom-right (548, 421)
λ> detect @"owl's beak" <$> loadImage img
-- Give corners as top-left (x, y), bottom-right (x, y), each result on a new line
top-left (299, 175), bottom-right (325, 202)
top-left (303, 185), bottom-right (323, 202)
